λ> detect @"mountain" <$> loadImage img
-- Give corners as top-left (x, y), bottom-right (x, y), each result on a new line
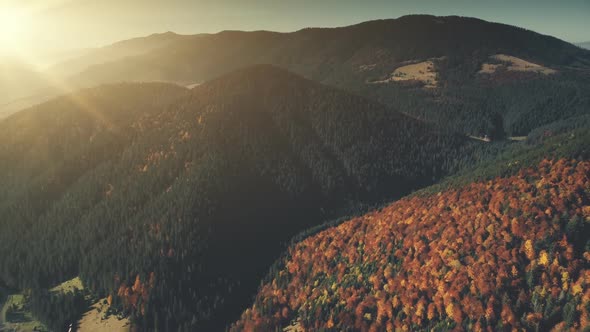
top-left (0, 65), bottom-right (474, 330)
top-left (234, 154), bottom-right (590, 331)
top-left (578, 41), bottom-right (590, 50)
top-left (0, 59), bottom-right (50, 108)
top-left (4, 15), bottom-right (590, 135)
top-left (73, 15), bottom-right (589, 84)
top-left (48, 31), bottom-right (190, 77)
top-left (0, 32), bottom-right (189, 119)
top-left (58, 15), bottom-right (590, 137)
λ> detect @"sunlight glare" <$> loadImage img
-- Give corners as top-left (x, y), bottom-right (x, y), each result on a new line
top-left (0, 7), bottom-right (32, 55)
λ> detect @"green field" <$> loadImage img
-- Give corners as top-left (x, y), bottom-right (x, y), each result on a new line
top-left (0, 276), bottom-right (86, 332)
top-left (50, 277), bottom-right (84, 294)
top-left (1, 277), bottom-right (128, 332)
top-left (0, 291), bottom-right (48, 332)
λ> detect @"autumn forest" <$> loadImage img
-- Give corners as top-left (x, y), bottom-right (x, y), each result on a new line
top-left (234, 158), bottom-right (590, 331)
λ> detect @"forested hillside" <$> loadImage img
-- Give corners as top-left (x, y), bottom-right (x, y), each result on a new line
top-left (0, 65), bottom-right (479, 330)
top-left (0, 82), bottom-right (189, 214)
top-left (66, 15), bottom-right (590, 137)
top-left (74, 15), bottom-right (589, 85)
top-left (234, 156), bottom-right (590, 331)
top-left (5, 15), bottom-right (590, 134)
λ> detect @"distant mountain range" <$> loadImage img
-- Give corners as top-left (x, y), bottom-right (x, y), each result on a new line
top-left (3, 15), bottom-right (590, 138)
top-left (0, 32), bottom-right (191, 118)
top-left (67, 15), bottom-right (589, 86)
top-left (48, 31), bottom-right (190, 77)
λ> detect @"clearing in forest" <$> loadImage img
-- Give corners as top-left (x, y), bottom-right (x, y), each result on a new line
top-left (479, 54), bottom-right (556, 75)
top-left (371, 60), bottom-right (438, 88)
top-left (0, 292), bottom-right (47, 332)
top-left (77, 299), bottom-right (131, 332)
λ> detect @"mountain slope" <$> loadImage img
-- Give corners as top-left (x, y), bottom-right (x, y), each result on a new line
top-left (48, 31), bottom-right (190, 77)
top-left (578, 42), bottom-right (590, 50)
top-left (0, 65), bottom-right (472, 330)
top-left (0, 59), bottom-right (52, 113)
top-left (0, 82), bottom-right (188, 209)
top-left (64, 15), bottom-right (590, 137)
top-left (75, 15), bottom-right (589, 85)
top-left (234, 157), bottom-right (590, 331)
top-left (0, 33), bottom-right (190, 119)
top-left (4, 16), bottom-right (590, 134)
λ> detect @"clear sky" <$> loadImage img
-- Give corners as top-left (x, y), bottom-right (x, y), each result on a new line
top-left (1, 0), bottom-right (589, 54)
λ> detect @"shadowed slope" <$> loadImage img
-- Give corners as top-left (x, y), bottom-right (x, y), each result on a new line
top-left (0, 65), bottom-right (468, 330)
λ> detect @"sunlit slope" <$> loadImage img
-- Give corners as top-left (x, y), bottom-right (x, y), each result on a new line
top-left (0, 82), bottom-right (189, 208)
top-left (48, 31), bottom-right (190, 78)
top-left (0, 32), bottom-right (189, 119)
top-left (4, 15), bottom-right (590, 133)
top-left (234, 158), bottom-right (590, 331)
top-left (63, 15), bottom-right (590, 137)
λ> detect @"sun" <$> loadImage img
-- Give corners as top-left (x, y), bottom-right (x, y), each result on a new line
top-left (0, 7), bottom-right (32, 54)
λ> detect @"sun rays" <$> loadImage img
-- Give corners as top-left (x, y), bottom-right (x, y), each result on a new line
top-left (0, 1), bottom-right (116, 132)
top-left (0, 7), bottom-right (34, 57)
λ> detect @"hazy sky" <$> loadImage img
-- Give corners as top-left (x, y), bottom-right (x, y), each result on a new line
top-left (2, 0), bottom-right (590, 54)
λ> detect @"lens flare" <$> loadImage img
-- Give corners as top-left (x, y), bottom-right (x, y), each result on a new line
top-left (0, 7), bottom-right (33, 55)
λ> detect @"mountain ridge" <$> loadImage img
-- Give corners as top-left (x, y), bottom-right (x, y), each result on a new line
top-left (0, 65), bottom-right (474, 330)
top-left (74, 14), bottom-right (589, 85)
top-left (36, 15), bottom-right (590, 139)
